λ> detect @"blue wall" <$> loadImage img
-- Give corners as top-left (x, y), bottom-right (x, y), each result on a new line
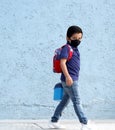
top-left (0, 0), bottom-right (115, 119)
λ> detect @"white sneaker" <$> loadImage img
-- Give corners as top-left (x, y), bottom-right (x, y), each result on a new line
top-left (48, 121), bottom-right (66, 129)
top-left (81, 124), bottom-right (92, 130)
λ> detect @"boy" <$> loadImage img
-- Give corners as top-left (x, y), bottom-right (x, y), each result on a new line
top-left (49, 26), bottom-right (92, 130)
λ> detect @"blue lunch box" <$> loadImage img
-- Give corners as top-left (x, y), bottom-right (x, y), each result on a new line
top-left (53, 83), bottom-right (64, 100)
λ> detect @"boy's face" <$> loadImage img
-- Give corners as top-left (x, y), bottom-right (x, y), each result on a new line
top-left (67, 33), bottom-right (82, 42)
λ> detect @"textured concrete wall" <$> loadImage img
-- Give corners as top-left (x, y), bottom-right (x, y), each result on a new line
top-left (0, 0), bottom-right (115, 119)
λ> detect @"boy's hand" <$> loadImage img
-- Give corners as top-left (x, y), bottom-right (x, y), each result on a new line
top-left (66, 76), bottom-right (73, 87)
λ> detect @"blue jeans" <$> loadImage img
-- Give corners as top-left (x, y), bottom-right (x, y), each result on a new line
top-left (51, 81), bottom-right (88, 124)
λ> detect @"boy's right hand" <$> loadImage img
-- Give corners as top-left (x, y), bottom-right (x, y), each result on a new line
top-left (66, 76), bottom-right (73, 87)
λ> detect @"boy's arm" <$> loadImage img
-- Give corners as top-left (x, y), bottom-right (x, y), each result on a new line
top-left (60, 59), bottom-right (73, 86)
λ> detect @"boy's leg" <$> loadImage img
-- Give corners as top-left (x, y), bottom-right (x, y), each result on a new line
top-left (51, 92), bottom-right (70, 122)
top-left (62, 81), bottom-right (88, 124)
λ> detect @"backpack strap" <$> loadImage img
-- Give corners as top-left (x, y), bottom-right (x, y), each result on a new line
top-left (61, 44), bottom-right (73, 61)
top-left (67, 44), bottom-right (73, 61)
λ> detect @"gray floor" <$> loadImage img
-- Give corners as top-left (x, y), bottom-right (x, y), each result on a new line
top-left (0, 120), bottom-right (115, 130)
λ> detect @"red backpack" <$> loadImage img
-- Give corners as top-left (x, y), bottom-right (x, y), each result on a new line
top-left (53, 44), bottom-right (73, 73)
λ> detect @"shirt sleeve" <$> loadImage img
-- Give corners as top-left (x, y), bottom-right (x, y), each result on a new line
top-left (60, 45), bottom-right (69, 59)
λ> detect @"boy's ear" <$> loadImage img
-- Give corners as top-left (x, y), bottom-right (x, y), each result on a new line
top-left (66, 36), bottom-right (71, 43)
top-left (66, 36), bottom-right (70, 41)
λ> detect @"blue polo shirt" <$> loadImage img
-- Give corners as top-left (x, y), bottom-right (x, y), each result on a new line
top-left (60, 42), bottom-right (80, 81)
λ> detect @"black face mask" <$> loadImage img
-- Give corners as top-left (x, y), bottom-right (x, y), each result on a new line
top-left (70, 40), bottom-right (81, 48)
